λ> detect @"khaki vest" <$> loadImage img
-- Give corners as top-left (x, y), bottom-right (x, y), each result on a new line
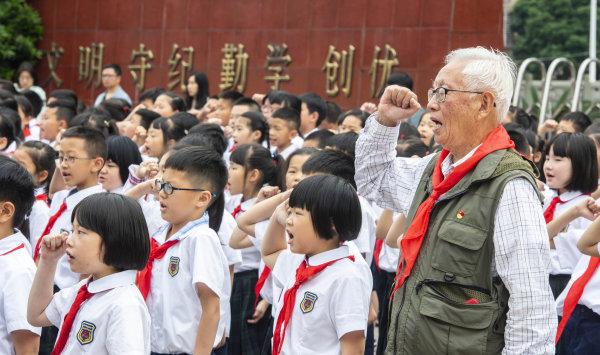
top-left (385, 149), bottom-right (541, 355)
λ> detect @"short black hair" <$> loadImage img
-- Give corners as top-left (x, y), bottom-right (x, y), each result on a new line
top-left (281, 147), bottom-right (319, 190)
top-left (60, 126), bottom-right (108, 161)
top-left (239, 111), bottom-right (269, 146)
top-left (170, 112), bottom-right (199, 132)
top-left (302, 149), bottom-right (356, 189)
top-left (165, 146), bottom-right (228, 232)
top-left (230, 143), bottom-right (283, 191)
top-left (188, 123), bottom-right (227, 155)
top-left (396, 137), bottom-right (429, 158)
top-left (324, 101), bottom-right (342, 126)
top-left (398, 121), bottom-right (420, 141)
top-left (21, 89), bottom-right (43, 117)
top-left (0, 107), bottom-right (21, 142)
top-left (134, 108), bottom-right (161, 130)
top-left (20, 141), bottom-right (57, 191)
top-left (139, 87), bottom-right (165, 104)
top-left (504, 124), bottom-right (531, 156)
top-left (300, 93), bottom-right (327, 126)
top-left (150, 117), bottom-right (187, 145)
top-left (100, 98), bottom-right (131, 121)
top-left (72, 193), bottom-right (150, 271)
top-left (233, 97), bottom-right (260, 112)
top-left (0, 156), bottom-right (34, 228)
top-left (304, 129), bottom-right (334, 148)
top-left (218, 90), bottom-right (244, 103)
top-left (47, 100), bottom-right (77, 126)
top-left (325, 131), bottom-right (358, 157)
top-left (272, 107), bottom-right (300, 132)
top-left (264, 90), bottom-right (301, 113)
top-left (339, 109), bottom-right (369, 127)
top-left (102, 63), bottom-right (122, 76)
top-left (106, 136), bottom-right (143, 184)
top-left (385, 72), bottom-right (413, 90)
top-left (544, 132), bottom-right (598, 194)
top-left (289, 174), bottom-right (361, 242)
top-left (560, 111), bottom-right (592, 133)
top-left (70, 108), bottom-right (118, 137)
top-left (159, 92), bottom-right (187, 113)
top-left (15, 95), bottom-right (34, 118)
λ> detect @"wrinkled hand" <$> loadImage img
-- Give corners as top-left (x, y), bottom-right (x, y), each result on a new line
top-left (377, 85), bottom-right (421, 127)
top-left (360, 102), bottom-right (378, 114)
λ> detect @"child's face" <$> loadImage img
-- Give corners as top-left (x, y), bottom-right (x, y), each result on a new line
top-left (158, 168), bottom-right (211, 226)
top-left (417, 113), bottom-right (435, 145)
top-left (117, 113), bottom-right (141, 139)
top-left (286, 207), bottom-right (321, 255)
top-left (232, 117), bottom-right (260, 146)
top-left (153, 95), bottom-right (176, 117)
top-left (227, 162), bottom-right (246, 196)
top-left (269, 118), bottom-right (295, 150)
top-left (66, 218), bottom-right (110, 278)
top-left (40, 107), bottom-right (65, 142)
top-left (543, 146), bottom-right (573, 191)
top-left (144, 126), bottom-right (166, 158)
top-left (98, 159), bottom-right (122, 192)
top-left (59, 137), bottom-right (103, 189)
top-left (13, 148), bottom-right (48, 187)
top-left (285, 154), bottom-right (311, 190)
top-left (339, 115), bottom-right (363, 134)
top-left (215, 99), bottom-right (233, 126)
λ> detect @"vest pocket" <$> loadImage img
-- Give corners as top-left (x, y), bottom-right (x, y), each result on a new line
top-left (432, 221), bottom-right (488, 277)
top-left (415, 283), bottom-right (498, 355)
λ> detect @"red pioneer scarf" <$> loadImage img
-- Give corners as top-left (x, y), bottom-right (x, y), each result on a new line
top-left (391, 125), bottom-right (514, 295)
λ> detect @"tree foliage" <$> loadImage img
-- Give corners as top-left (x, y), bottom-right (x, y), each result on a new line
top-left (0, 0), bottom-right (43, 80)
top-left (511, 0), bottom-right (597, 61)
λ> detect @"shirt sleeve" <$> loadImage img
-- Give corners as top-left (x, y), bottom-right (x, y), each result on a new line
top-left (191, 231), bottom-right (227, 299)
top-left (493, 178), bottom-right (557, 355)
top-left (553, 228), bottom-right (586, 272)
top-left (330, 274), bottom-right (370, 339)
top-left (355, 115), bottom-right (433, 214)
top-left (217, 213), bottom-right (242, 267)
top-left (3, 268), bottom-right (41, 335)
top-left (45, 282), bottom-right (81, 328)
top-left (105, 297), bottom-right (150, 354)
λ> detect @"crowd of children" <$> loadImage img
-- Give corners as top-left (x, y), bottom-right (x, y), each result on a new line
top-left (0, 61), bottom-right (599, 355)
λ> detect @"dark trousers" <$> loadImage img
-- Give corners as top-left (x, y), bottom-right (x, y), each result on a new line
top-left (549, 274), bottom-right (571, 299)
top-left (556, 304), bottom-right (600, 355)
top-left (151, 343), bottom-right (227, 355)
top-left (39, 285), bottom-right (60, 355)
top-left (374, 266), bottom-right (396, 355)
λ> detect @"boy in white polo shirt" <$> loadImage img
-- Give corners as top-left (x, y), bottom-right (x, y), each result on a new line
top-left (0, 157), bottom-right (40, 354)
top-left (262, 174), bottom-right (371, 355)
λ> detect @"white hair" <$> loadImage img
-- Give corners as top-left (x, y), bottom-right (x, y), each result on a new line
top-left (445, 47), bottom-right (516, 122)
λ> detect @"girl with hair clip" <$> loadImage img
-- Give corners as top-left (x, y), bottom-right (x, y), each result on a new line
top-left (231, 147), bottom-right (319, 352)
top-left (542, 132), bottom-right (599, 298)
top-left (232, 111), bottom-right (270, 149)
top-left (226, 143), bottom-right (283, 355)
top-left (12, 140), bottom-right (57, 249)
top-left (143, 117), bottom-right (187, 159)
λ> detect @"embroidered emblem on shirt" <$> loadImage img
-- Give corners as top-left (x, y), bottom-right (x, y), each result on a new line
top-left (456, 210), bottom-right (465, 219)
top-left (76, 321), bottom-right (96, 345)
top-left (168, 256), bottom-right (180, 277)
top-left (300, 291), bottom-right (318, 313)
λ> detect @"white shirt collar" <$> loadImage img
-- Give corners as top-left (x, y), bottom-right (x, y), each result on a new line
top-left (556, 190), bottom-right (584, 201)
top-left (154, 212), bottom-right (210, 243)
top-left (307, 245), bottom-right (350, 266)
top-left (87, 270), bottom-right (137, 293)
top-left (65, 184), bottom-right (104, 208)
top-left (0, 230), bottom-right (30, 255)
top-left (441, 144), bottom-right (482, 176)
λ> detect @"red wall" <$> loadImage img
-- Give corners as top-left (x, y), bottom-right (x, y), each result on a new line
top-left (30, 0), bottom-right (504, 108)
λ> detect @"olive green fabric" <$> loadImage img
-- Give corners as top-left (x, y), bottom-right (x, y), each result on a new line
top-left (385, 149), bottom-right (541, 355)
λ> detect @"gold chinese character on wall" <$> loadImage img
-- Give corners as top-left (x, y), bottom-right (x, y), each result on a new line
top-left (219, 43), bottom-right (249, 93)
top-left (167, 44), bottom-right (194, 92)
top-left (78, 42), bottom-right (105, 88)
top-left (129, 44), bottom-right (154, 91)
top-left (43, 42), bottom-right (64, 87)
top-left (369, 44), bottom-right (399, 98)
top-left (265, 43), bottom-right (292, 90)
top-left (322, 45), bottom-right (355, 97)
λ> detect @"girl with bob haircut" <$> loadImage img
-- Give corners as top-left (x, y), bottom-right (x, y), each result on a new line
top-left (262, 174), bottom-right (372, 355)
top-left (542, 132), bottom-right (599, 298)
top-left (99, 136), bottom-right (143, 194)
top-left (27, 193), bottom-right (152, 354)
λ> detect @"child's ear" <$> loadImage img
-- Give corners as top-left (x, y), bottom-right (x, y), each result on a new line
top-left (288, 129), bottom-right (298, 140)
top-left (194, 191), bottom-right (213, 209)
top-left (0, 137), bottom-right (7, 150)
top-left (250, 130), bottom-right (262, 142)
top-left (36, 170), bottom-right (49, 185)
top-left (0, 201), bottom-right (15, 224)
top-left (58, 120), bottom-right (68, 130)
top-left (247, 168), bottom-right (261, 184)
top-left (91, 157), bottom-right (105, 174)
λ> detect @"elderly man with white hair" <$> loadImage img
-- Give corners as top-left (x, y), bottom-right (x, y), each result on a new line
top-left (356, 47), bottom-right (556, 354)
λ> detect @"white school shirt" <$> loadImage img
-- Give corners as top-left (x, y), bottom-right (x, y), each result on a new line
top-left (148, 215), bottom-right (231, 353)
top-left (556, 254), bottom-right (600, 317)
top-left (231, 198), bottom-right (262, 273)
top-left (0, 231), bottom-right (40, 355)
top-left (251, 220), bottom-right (276, 310)
top-left (379, 243), bottom-right (400, 273)
top-left (29, 188), bottom-right (51, 251)
top-left (272, 245), bottom-right (372, 355)
top-left (354, 196), bottom-right (377, 266)
top-left (0, 141), bottom-right (17, 157)
top-left (46, 185), bottom-right (104, 289)
top-left (543, 190), bottom-right (591, 275)
top-left (45, 270), bottom-right (150, 354)
top-left (218, 211), bottom-right (243, 267)
top-left (24, 119), bottom-right (41, 142)
top-left (273, 139), bottom-right (303, 160)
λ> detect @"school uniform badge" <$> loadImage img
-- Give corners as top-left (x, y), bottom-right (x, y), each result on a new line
top-left (300, 291), bottom-right (318, 313)
top-left (76, 321), bottom-right (96, 345)
top-left (168, 256), bottom-right (180, 277)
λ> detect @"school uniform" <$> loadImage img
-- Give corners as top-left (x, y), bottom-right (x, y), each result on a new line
top-left (24, 119), bottom-right (41, 142)
top-left (271, 245), bottom-right (372, 355)
top-left (218, 211), bottom-right (243, 268)
top-left (355, 196), bottom-right (377, 266)
top-left (28, 187), bottom-right (51, 251)
top-left (543, 190), bottom-right (592, 297)
top-left (273, 139), bottom-right (303, 160)
top-left (0, 231), bottom-right (41, 355)
top-left (46, 270), bottom-right (150, 354)
top-left (555, 254), bottom-right (600, 354)
top-left (147, 214), bottom-right (231, 354)
top-left (36, 184), bottom-right (104, 290)
top-left (0, 141), bottom-right (17, 157)
top-left (228, 198), bottom-right (271, 355)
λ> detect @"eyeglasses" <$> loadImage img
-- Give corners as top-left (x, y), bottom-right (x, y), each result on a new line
top-left (154, 179), bottom-right (215, 197)
top-left (58, 155), bottom-right (94, 165)
top-left (427, 87), bottom-right (484, 103)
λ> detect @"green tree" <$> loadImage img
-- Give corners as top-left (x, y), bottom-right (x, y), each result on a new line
top-left (511, 0), bottom-right (597, 61)
top-left (0, 0), bottom-right (43, 80)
